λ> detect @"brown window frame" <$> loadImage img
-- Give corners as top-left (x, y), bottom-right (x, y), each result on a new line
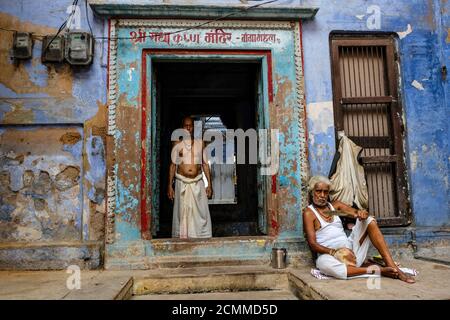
top-left (329, 33), bottom-right (411, 227)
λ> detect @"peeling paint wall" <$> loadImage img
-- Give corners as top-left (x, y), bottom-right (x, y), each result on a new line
top-left (0, 0), bottom-right (448, 269)
top-left (0, 127), bottom-right (82, 242)
top-left (0, 0), bottom-right (107, 269)
top-left (301, 0), bottom-right (449, 228)
top-left (108, 18), bottom-right (306, 254)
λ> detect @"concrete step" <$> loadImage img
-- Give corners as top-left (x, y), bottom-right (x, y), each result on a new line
top-left (104, 237), bottom-right (309, 270)
top-left (414, 246), bottom-right (450, 265)
top-left (105, 254), bottom-right (271, 270)
top-left (131, 289), bottom-right (299, 300)
top-left (149, 236), bottom-right (274, 257)
top-left (147, 255), bottom-right (270, 268)
top-left (132, 265), bottom-right (289, 296)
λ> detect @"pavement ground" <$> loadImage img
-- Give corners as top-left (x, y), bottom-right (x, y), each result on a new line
top-left (0, 257), bottom-right (449, 300)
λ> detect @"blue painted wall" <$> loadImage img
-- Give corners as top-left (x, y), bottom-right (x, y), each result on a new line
top-left (301, 0), bottom-right (449, 227)
top-left (0, 0), bottom-right (448, 269)
top-left (0, 0), bottom-right (107, 268)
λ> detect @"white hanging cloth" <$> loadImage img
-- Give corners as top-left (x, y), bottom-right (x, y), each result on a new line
top-left (329, 132), bottom-right (369, 210)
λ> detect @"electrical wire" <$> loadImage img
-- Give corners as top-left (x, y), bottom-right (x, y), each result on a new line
top-left (93, 0), bottom-right (280, 40)
top-left (0, 0), bottom-right (279, 42)
top-left (0, 0), bottom-right (80, 41)
top-left (85, 0), bottom-right (93, 36)
top-left (43, 0), bottom-right (79, 54)
top-left (66, 0), bottom-right (80, 31)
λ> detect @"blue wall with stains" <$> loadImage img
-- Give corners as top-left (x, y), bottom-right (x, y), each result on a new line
top-left (0, 0), bottom-right (108, 269)
top-left (108, 20), bottom-right (305, 264)
top-left (0, 0), bottom-right (448, 269)
top-left (301, 0), bottom-right (449, 228)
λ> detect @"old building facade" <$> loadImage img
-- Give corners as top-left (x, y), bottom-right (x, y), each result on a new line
top-left (0, 0), bottom-right (448, 269)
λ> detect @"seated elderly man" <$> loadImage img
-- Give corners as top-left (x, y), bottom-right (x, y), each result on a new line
top-left (303, 175), bottom-right (415, 283)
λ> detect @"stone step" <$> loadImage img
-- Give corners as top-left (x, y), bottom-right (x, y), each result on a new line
top-left (149, 236), bottom-right (274, 257)
top-left (147, 255), bottom-right (270, 268)
top-left (105, 254), bottom-right (271, 270)
top-left (132, 265), bottom-right (289, 296)
top-left (104, 237), bottom-right (309, 270)
top-left (131, 289), bottom-right (299, 300)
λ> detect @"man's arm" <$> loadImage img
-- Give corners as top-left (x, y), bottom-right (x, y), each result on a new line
top-left (167, 141), bottom-right (179, 201)
top-left (332, 200), bottom-right (369, 220)
top-left (202, 141), bottom-right (213, 198)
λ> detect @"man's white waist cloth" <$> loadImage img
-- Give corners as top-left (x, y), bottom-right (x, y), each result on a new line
top-left (172, 173), bottom-right (212, 238)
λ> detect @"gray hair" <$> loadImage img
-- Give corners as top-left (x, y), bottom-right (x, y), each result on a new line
top-left (308, 175), bottom-right (332, 194)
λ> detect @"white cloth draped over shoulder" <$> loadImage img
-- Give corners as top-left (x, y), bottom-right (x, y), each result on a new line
top-left (172, 173), bottom-right (212, 238)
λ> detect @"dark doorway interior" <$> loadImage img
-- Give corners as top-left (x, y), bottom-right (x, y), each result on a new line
top-left (153, 61), bottom-right (262, 238)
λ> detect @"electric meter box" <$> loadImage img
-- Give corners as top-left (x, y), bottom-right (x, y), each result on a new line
top-left (41, 35), bottom-right (65, 62)
top-left (13, 32), bottom-right (33, 59)
top-left (65, 32), bottom-right (93, 65)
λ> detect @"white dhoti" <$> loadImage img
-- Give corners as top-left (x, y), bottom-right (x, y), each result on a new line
top-left (316, 216), bottom-right (375, 279)
top-left (172, 173), bottom-right (212, 238)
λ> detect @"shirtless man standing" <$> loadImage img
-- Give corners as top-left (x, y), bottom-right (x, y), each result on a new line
top-left (167, 116), bottom-right (213, 238)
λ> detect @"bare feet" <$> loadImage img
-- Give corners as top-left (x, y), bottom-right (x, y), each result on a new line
top-left (380, 266), bottom-right (415, 283)
top-left (380, 266), bottom-right (399, 278)
top-left (396, 268), bottom-right (416, 283)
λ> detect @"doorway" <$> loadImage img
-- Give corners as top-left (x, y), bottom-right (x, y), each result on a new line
top-left (151, 61), bottom-right (266, 238)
